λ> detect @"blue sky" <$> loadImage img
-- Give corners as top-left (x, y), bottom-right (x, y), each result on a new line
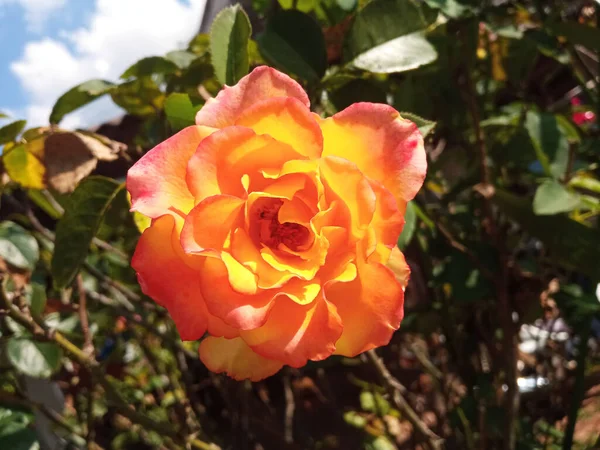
top-left (0, 0), bottom-right (205, 129)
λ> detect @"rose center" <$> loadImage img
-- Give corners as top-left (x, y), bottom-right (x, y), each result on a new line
top-left (253, 198), bottom-right (312, 252)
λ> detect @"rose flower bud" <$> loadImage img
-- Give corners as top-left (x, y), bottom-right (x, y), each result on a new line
top-left (127, 66), bottom-right (426, 381)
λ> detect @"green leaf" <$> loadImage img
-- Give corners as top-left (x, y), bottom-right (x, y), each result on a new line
top-left (345, 0), bottom-right (436, 59)
top-left (329, 79), bottom-right (387, 112)
top-left (569, 175), bottom-right (600, 194)
top-left (353, 32), bottom-right (437, 73)
top-left (422, 0), bottom-right (471, 18)
top-left (365, 436), bottom-right (396, 450)
top-left (51, 176), bottom-right (124, 289)
top-left (0, 221), bottom-right (39, 270)
top-left (165, 50), bottom-right (197, 69)
top-left (360, 391), bottom-right (390, 415)
top-left (0, 407), bottom-right (39, 450)
top-left (400, 112), bottom-right (436, 138)
top-left (277, 0), bottom-right (317, 13)
top-left (111, 77), bottom-right (164, 116)
top-left (0, 406), bottom-right (34, 436)
top-left (258, 10), bottom-right (327, 82)
top-left (27, 190), bottom-right (63, 219)
top-left (25, 281), bottom-right (47, 318)
top-left (524, 111), bottom-right (570, 178)
top-left (50, 80), bottom-right (115, 124)
top-left (210, 4), bottom-right (252, 85)
top-left (0, 430), bottom-right (39, 450)
top-left (554, 285), bottom-right (600, 325)
top-left (494, 189), bottom-right (600, 281)
top-left (547, 21), bottom-right (600, 52)
top-left (6, 338), bottom-right (62, 378)
top-left (188, 33), bottom-right (210, 55)
top-left (398, 201), bottom-right (417, 249)
top-left (0, 120), bottom-right (26, 145)
top-left (343, 411), bottom-right (368, 429)
top-left (164, 93), bottom-right (201, 131)
top-left (345, 0), bottom-right (438, 74)
top-left (120, 56), bottom-right (179, 79)
top-left (533, 180), bottom-right (581, 215)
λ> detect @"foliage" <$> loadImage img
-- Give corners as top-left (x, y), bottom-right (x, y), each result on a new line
top-left (1, 0), bottom-right (599, 449)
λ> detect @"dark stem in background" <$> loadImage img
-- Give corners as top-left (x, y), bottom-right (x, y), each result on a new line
top-left (562, 319), bottom-right (592, 450)
top-left (366, 350), bottom-right (444, 450)
top-left (461, 28), bottom-right (518, 450)
top-left (283, 371), bottom-right (295, 444)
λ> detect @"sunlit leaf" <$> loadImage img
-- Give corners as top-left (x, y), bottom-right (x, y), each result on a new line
top-left (210, 4), bottom-right (251, 85)
top-left (111, 77), bottom-right (165, 116)
top-left (345, 0), bottom-right (437, 73)
top-left (0, 221), bottom-right (39, 270)
top-left (120, 56), bottom-right (179, 79)
top-left (533, 180), bottom-right (581, 215)
top-left (0, 120), bottom-right (26, 145)
top-left (50, 80), bottom-right (115, 124)
top-left (166, 50), bottom-right (197, 69)
top-left (524, 111), bottom-right (570, 178)
top-left (6, 338), bottom-right (62, 378)
top-left (2, 142), bottom-right (46, 189)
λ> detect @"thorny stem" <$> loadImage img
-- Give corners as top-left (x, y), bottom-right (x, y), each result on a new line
top-left (366, 350), bottom-right (444, 450)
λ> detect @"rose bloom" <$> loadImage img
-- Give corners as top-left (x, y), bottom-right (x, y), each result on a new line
top-left (127, 66), bottom-right (426, 381)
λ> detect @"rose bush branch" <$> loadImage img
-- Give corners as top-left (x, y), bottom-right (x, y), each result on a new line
top-left (367, 350), bottom-right (444, 450)
top-left (0, 276), bottom-right (218, 450)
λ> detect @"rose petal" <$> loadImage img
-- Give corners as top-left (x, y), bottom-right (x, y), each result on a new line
top-left (319, 156), bottom-right (377, 238)
top-left (319, 103), bottom-right (426, 206)
top-left (132, 215), bottom-right (236, 340)
top-left (200, 256), bottom-right (275, 330)
top-left (196, 66), bottom-right (310, 128)
top-left (240, 295), bottom-right (343, 367)
top-left (186, 126), bottom-right (305, 201)
top-left (329, 255), bottom-right (406, 357)
top-left (236, 97), bottom-right (322, 159)
top-left (180, 195), bottom-right (245, 255)
top-left (231, 228), bottom-right (295, 289)
top-left (199, 336), bottom-right (283, 381)
top-left (365, 181), bottom-right (405, 261)
top-left (128, 125), bottom-right (215, 218)
top-left (386, 246), bottom-right (411, 287)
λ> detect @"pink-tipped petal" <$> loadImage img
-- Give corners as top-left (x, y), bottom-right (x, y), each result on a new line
top-left (127, 125), bottom-right (215, 218)
top-left (319, 103), bottom-right (427, 207)
top-left (195, 66), bottom-right (310, 128)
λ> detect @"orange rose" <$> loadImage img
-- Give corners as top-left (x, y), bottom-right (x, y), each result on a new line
top-left (127, 66), bottom-right (426, 381)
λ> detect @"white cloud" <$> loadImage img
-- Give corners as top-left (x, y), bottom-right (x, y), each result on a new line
top-left (0, 0), bottom-right (67, 32)
top-left (11, 0), bottom-right (206, 129)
